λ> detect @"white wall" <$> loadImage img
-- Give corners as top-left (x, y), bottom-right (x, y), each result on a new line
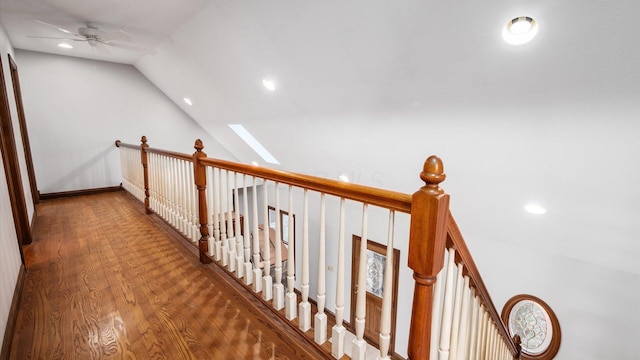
top-left (0, 22), bottom-right (25, 352)
top-left (15, 50), bottom-right (235, 194)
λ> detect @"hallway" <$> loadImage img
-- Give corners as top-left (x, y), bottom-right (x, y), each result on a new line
top-left (8, 191), bottom-right (327, 359)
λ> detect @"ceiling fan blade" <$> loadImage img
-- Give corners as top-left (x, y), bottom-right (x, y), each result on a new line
top-left (92, 43), bottom-right (111, 55)
top-left (33, 19), bottom-right (80, 37)
top-left (102, 41), bottom-right (155, 54)
top-left (99, 29), bottom-right (132, 43)
top-left (27, 35), bottom-right (84, 41)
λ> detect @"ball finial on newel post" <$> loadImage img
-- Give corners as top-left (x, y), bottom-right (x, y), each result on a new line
top-left (419, 155), bottom-right (446, 195)
top-left (194, 138), bottom-right (204, 153)
top-left (141, 135), bottom-right (148, 145)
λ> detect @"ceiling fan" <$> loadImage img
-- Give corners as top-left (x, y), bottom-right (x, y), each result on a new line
top-left (29, 20), bottom-right (155, 54)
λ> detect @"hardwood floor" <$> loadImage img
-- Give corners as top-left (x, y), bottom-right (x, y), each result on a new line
top-left (9, 191), bottom-right (329, 359)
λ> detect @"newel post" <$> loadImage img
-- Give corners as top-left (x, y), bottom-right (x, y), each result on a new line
top-left (407, 156), bottom-right (450, 359)
top-left (140, 136), bottom-right (151, 214)
top-left (193, 139), bottom-right (212, 264)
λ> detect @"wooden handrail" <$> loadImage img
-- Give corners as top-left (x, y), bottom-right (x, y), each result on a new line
top-left (446, 213), bottom-right (520, 357)
top-left (116, 140), bottom-right (412, 213)
top-left (200, 157), bottom-right (412, 213)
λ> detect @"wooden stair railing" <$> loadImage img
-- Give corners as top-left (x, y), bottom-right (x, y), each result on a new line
top-left (116, 136), bottom-right (521, 359)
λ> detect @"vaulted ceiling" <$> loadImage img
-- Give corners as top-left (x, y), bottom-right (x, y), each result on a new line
top-left (1, 0), bottom-right (639, 357)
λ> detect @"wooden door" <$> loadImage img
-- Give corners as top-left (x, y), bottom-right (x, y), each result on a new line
top-left (350, 235), bottom-right (400, 352)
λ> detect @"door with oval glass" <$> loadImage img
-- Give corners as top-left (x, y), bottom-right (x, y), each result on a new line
top-left (350, 235), bottom-right (399, 352)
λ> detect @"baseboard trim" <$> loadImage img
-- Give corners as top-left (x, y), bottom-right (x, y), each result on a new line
top-left (1, 264), bottom-right (26, 360)
top-left (39, 186), bottom-right (123, 200)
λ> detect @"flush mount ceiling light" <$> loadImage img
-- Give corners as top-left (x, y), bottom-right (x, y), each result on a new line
top-left (503, 16), bottom-right (538, 45)
top-left (183, 97), bottom-right (193, 106)
top-left (524, 203), bottom-right (546, 215)
top-left (57, 43), bottom-right (73, 49)
top-left (262, 78), bottom-right (276, 92)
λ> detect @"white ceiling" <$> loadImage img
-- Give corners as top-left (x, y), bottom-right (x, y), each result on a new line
top-left (1, 0), bottom-right (640, 357)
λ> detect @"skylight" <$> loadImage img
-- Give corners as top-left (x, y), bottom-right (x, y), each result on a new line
top-left (228, 124), bottom-right (280, 164)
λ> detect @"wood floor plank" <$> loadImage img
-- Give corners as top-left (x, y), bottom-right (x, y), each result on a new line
top-left (9, 192), bottom-right (329, 359)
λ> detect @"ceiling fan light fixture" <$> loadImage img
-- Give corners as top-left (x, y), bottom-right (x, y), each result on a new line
top-left (503, 16), bottom-right (538, 45)
top-left (57, 43), bottom-right (73, 49)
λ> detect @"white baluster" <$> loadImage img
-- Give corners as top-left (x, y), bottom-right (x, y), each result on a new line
top-left (489, 323), bottom-right (496, 360)
top-left (262, 180), bottom-right (272, 301)
top-left (378, 210), bottom-right (395, 360)
top-left (352, 204), bottom-right (369, 360)
top-left (449, 263), bottom-right (464, 360)
top-left (468, 292), bottom-right (479, 360)
top-left (222, 170), bottom-right (235, 271)
top-left (457, 276), bottom-right (471, 360)
top-left (481, 311), bottom-right (489, 360)
top-left (180, 160), bottom-right (187, 236)
top-left (148, 153), bottom-right (154, 211)
top-left (285, 186), bottom-right (297, 320)
top-left (252, 177), bottom-right (262, 293)
top-left (234, 172), bottom-right (244, 278)
top-left (166, 157), bottom-right (173, 225)
top-left (242, 174), bottom-right (253, 285)
top-left (439, 248), bottom-right (457, 360)
top-left (184, 160), bottom-right (192, 239)
top-left (273, 182), bottom-right (284, 309)
top-left (172, 158), bottom-right (179, 228)
top-left (163, 156), bottom-right (169, 221)
top-left (314, 194), bottom-right (327, 344)
top-left (190, 161), bottom-right (198, 242)
top-left (298, 189), bottom-right (310, 331)
top-left (206, 167), bottom-right (215, 256)
top-left (227, 171), bottom-right (237, 273)
top-left (213, 168), bottom-right (222, 261)
top-left (154, 154), bottom-right (160, 216)
top-left (219, 170), bottom-right (229, 265)
top-left (331, 197), bottom-right (346, 359)
top-left (430, 252), bottom-right (446, 360)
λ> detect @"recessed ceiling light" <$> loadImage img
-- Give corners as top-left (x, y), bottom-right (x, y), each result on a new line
top-left (262, 78), bottom-right (276, 92)
top-left (57, 43), bottom-right (73, 49)
top-left (183, 97), bottom-right (193, 106)
top-left (524, 203), bottom-right (546, 215)
top-left (503, 16), bottom-right (538, 45)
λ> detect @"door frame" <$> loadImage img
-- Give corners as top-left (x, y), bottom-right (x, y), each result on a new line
top-left (8, 54), bottom-right (39, 204)
top-left (0, 54), bottom-right (32, 259)
top-left (349, 234), bottom-right (400, 353)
